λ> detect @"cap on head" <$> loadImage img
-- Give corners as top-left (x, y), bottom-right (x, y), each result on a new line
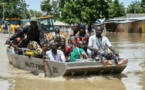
top-left (30, 17), bottom-right (38, 22)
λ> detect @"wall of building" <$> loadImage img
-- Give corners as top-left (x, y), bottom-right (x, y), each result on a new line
top-left (106, 20), bottom-right (145, 33)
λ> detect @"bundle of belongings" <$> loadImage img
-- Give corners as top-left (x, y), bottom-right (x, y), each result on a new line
top-left (25, 41), bottom-right (42, 56)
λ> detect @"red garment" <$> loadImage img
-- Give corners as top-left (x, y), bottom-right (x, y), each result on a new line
top-left (63, 46), bottom-right (71, 56)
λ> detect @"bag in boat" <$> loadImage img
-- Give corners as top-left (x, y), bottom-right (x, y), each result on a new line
top-left (27, 41), bottom-right (40, 50)
top-left (24, 50), bottom-right (38, 56)
top-left (27, 41), bottom-right (42, 54)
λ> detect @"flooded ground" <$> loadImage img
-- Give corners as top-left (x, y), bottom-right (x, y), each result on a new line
top-left (0, 32), bottom-right (145, 90)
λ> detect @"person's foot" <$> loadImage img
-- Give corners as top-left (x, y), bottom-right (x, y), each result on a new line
top-left (102, 60), bottom-right (112, 65)
top-left (118, 59), bottom-right (128, 65)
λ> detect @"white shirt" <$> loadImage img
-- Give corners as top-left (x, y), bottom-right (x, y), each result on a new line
top-left (46, 50), bottom-right (66, 62)
top-left (88, 35), bottom-right (112, 53)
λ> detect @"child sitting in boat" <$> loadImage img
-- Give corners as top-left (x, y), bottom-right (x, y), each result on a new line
top-left (46, 42), bottom-right (66, 62)
top-left (70, 41), bottom-right (88, 62)
top-left (58, 38), bottom-right (71, 62)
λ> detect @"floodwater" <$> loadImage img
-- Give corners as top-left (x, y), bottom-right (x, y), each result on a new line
top-left (0, 32), bottom-right (145, 90)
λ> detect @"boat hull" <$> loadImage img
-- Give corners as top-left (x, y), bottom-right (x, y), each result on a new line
top-left (6, 49), bottom-right (127, 77)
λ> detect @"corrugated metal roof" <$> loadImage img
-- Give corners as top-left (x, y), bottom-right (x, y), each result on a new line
top-left (105, 17), bottom-right (145, 24)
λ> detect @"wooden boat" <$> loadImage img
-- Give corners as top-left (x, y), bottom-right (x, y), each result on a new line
top-left (6, 47), bottom-right (127, 77)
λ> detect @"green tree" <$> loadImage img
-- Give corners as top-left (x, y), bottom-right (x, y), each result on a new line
top-left (28, 9), bottom-right (42, 17)
top-left (40, 0), bottom-right (51, 14)
top-left (51, 0), bottom-right (59, 19)
top-left (0, 0), bottom-right (29, 19)
top-left (127, 1), bottom-right (145, 13)
top-left (108, 0), bottom-right (125, 18)
top-left (108, 0), bottom-right (114, 18)
top-left (141, 0), bottom-right (145, 7)
top-left (58, 0), bottom-right (109, 24)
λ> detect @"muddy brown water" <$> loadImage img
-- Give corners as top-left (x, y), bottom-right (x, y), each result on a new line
top-left (0, 32), bottom-right (145, 90)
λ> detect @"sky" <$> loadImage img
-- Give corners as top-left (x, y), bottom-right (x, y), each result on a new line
top-left (25, 0), bottom-right (141, 11)
top-left (25, 0), bottom-right (43, 11)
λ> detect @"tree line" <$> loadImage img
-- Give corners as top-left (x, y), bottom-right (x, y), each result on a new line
top-left (0, 0), bottom-right (41, 19)
top-left (1, 0), bottom-right (145, 23)
top-left (41, 0), bottom-right (145, 25)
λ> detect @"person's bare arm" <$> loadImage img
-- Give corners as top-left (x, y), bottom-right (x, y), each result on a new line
top-left (74, 31), bottom-right (80, 38)
top-left (82, 52), bottom-right (88, 59)
top-left (88, 36), bottom-right (98, 54)
top-left (108, 46), bottom-right (119, 56)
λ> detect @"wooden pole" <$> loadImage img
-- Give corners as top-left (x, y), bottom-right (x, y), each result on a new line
top-left (42, 46), bottom-right (46, 77)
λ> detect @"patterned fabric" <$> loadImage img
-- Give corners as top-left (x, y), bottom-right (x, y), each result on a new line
top-left (27, 41), bottom-right (42, 54)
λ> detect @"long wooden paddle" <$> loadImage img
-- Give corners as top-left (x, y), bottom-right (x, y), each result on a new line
top-left (42, 46), bottom-right (46, 77)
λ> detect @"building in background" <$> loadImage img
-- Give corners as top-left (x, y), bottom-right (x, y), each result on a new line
top-left (105, 14), bottom-right (145, 33)
top-left (54, 20), bottom-right (70, 34)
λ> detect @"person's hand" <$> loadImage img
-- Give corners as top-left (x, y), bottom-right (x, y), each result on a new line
top-left (5, 38), bottom-right (10, 45)
top-left (75, 31), bottom-right (80, 35)
top-left (77, 31), bottom-right (80, 34)
top-left (94, 49), bottom-right (99, 55)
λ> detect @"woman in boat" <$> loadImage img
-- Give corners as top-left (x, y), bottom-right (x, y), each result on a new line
top-left (74, 24), bottom-right (90, 47)
top-left (58, 38), bottom-right (71, 61)
top-left (88, 26), bottom-right (128, 65)
top-left (68, 24), bottom-right (79, 49)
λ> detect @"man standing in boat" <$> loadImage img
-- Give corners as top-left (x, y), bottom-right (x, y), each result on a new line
top-left (5, 17), bottom-right (45, 49)
top-left (88, 26), bottom-right (128, 65)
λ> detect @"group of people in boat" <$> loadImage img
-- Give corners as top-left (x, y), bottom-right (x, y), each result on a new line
top-left (5, 17), bottom-right (128, 65)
